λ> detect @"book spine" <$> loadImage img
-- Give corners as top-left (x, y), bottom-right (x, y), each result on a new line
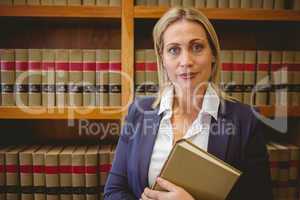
top-left (53, 0), bottom-right (67, 5)
top-left (13, 0), bottom-right (26, 5)
top-left (285, 51), bottom-right (298, 106)
top-left (28, 49), bottom-right (42, 106)
top-left (195, 0), bottom-right (205, 7)
top-left (229, 0), bottom-right (240, 8)
top-left (67, 0), bottom-right (82, 5)
top-left (220, 50), bottom-right (233, 95)
top-left (207, 0), bottom-right (217, 7)
top-left (231, 50), bottom-right (244, 102)
top-left (0, 148), bottom-right (10, 200)
top-left (287, 145), bottom-right (300, 200)
top-left (69, 50), bottom-right (83, 107)
top-left (263, 0), bottom-right (273, 9)
top-left (218, 0), bottom-right (229, 8)
top-left (266, 144), bottom-right (279, 200)
top-left (83, 50), bottom-right (96, 107)
top-left (96, 49), bottom-right (109, 107)
top-left (278, 148), bottom-right (290, 200)
top-left (99, 146), bottom-right (110, 195)
top-left (135, 49), bottom-right (146, 98)
top-left (145, 49), bottom-right (158, 97)
top-left (55, 49), bottom-right (69, 107)
top-left (243, 50), bottom-right (256, 105)
top-left (72, 147), bottom-right (87, 200)
top-left (15, 49), bottom-right (29, 106)
top-left (45, 149), bottom-right (61, 200)
top-left (27, 0), bottom-right (41, 5)
top-left (273, 0), bottom-right (284, 9)
top-left (109, 0), bottom-right (121, 6)
top-left (251, 0), bottom-right (263, 8)
top-left (96, 0), bottom-right (109, 5)
top-left (158, 0), bottom-right (170, 6)
top-left (270, 51), bottom-right (282, 106)
top-left (256, 50), bottom-right (270, 106)
top-left (83, 0), bottom-right (96, 5)
top-left (42, 49), bottom-right (55, 107)
top-left (170, 0), bottom-right (182, 6)
top-left (293, 0), bottom-right (300, 10)
top-left (147, 0), bottom-right (158, 5)
top-left (282, 51), bottom-right (293, 107)
top-left (85, 146), bottom-right (99, 200)
top-left (241, 0), bottom-right (251, 8)
top-left (1, 49), bottom-right (15, 106)
top-left (41, 0), bottom-right (54, 5)
top-left (182, 0), bottom-right (194, 6)
top-left (294, 52), bottom-right (300, 106)
top-left (0, 0), bottom-right (13, 5)
top-left (59, 148), bottom-right (73, 200)
top-left (109, 49), bottom-right (121, 106)
top-left (33, 148), bottom-right (48, 200)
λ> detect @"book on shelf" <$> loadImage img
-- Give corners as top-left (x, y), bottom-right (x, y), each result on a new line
top-left (109, 0), bottom-right (121, 6)
top-left (274, 0), bottom-right (285, 9)
top-left (266, 143), bottom-right (279, 200)
top-left (145, 49), bottom-right (158, 97)
top-left (243, 50), bottom-right (256, 105)
top-left (55, 49), bottom-right (69, 107)
top-left (256, 50), bottom-right (270, 106)
top-left (69, 49), bottom-right (83, 107)
top-left (241, 0), bottom-right (251, 8)
top-left (294, 0), bottom-right (300, 10)
top-left (229, 0), bottom-right (241, 8)
top-left (135, 49), bottom-right (146, 97)
top-left (83, 49), bottom-right (96, 107)
top-left (195, 0), bottom-right (205, 8)
top-left (96, 0), bottom-right (109, 6)
top-left (295, 52), bottom-right (300, 106)
top-left (15, 49), bottom-right (29, 106)
top-left (109, 49), bottom-right (121, 106)
top-left (263, 0), bottom-right (273, 9)
top-left (99, 145), bottom-right (111, 194)
top-left (220, 50), bottom-right (233, 95)
top-left (286, 144), bottom-right (300, 200)
top-left (68, 0), bottom-right (81, 6)
top-left (96, 49), bottom-right (109, 107)
top-left (27, 0), bottom-right (40, 5)
top-left (1, 49), bottom-right (15, 106)
top-left (270, 51), bottom-right (282, 106)
top-left (42, 49), bottom-right (55, 107)
top-left (231, 50), bottom-right (244, 102)
top-left (13, 0), bottom-right (26, 5)
top-left (0, 146), bottom-right (14, 200)
top-left (147, 0), bottom-right (158, 6)
top-left (83, 0), bottom-right (96, 6)
top-left (158, 0), bottom-right (169, 6)
top-left (28, 49), bottom-right (42, 106)
top-left (41, 0), bottom-right (54, 5)
top-left (182, 0), bottom-right (194, 7)
top-left (85, 145), bottom-right (99, 200)
top-left (207, 0), bottom-right (217, 8)
top-left (72, 146), bottom-right (87, 200)
top-left (251, 0), bottom-right (263, 8)
top-left (59, 146), bottom-right (76, 200)
top-left (152, 139), bottom-right (242, 200)
top-left (53, 0), bottom-right (67, 5)
top-left (281, 51), bottom-right (293, 107)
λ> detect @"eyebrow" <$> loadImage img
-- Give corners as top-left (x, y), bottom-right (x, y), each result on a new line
top-left (165, 38), bottom-right (206, 48)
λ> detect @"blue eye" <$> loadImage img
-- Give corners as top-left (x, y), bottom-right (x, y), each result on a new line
top-left (168, 47), bottom-right (180, 55)
top-left (192, 43), bottom-right (203, 52)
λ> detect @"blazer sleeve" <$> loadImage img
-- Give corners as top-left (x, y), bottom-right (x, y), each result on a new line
top-left (227, 114), bottom-right (273, 200)
top-left (104, 103), bottom-right (137, 200)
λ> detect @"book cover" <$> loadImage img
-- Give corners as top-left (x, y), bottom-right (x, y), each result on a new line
top-left (96, 0), bottom-right (109, 5)
top-left (220, 50), bottom-right (233, 95)
top-left (59, 146), bottom-right (76, 200)
top-left (109, 49), bottom-right (121, 106)
top-left (266, 143), bottom-right (279, 200)
top-left (99, 145), bottom-right (111, 193)
top-left (256, 50), bottom-right (270, 106)
top-left (241, 0), bottom-right (251, 8)
top-left (55, 49), bottom-right (69, 107)
top-left (13, 0), bottom-right (26, 5)
top-left (152, 139), bottom-right (241, 200)
top-left (243, 50), bottom-right (256, 105)
top-left (41, 0), bottom-right (54, 5)
top-left (32, 145), bottom-right (52, 200)
top-left (229, 0), bottom-right (240, 8)
top-left (28, 49), bottom-right (42, 106)
top-left (27, 0), bottom-right (40, 5)
top-left (85, 145), bottom-right (99, 200)
top-left (158, 0), bottom-right (169, 6)
top-left (207, 0), bottom-right (217, 7)
top-left (147, 0), bottom-right (158, 6)
top-left (15, 49), bottom-right (29, 106)
top-left (218, 0), bottom-right (229, 8)
top-left (19, 145), bottom-right (40, 200)
top-left (83, 50), bottom-right (96, 107)
top-left (72, 146), bottom-right (87, 200)
top-left (96, 49), bottom-right (109, 107)
top-left (109, 0), bottom-right (121, 6)
top-left (274, 0), bottom-right (284, 9)
top-left (251, 0), bottom-right (263, 8)
top-left (1, 49), bottom-right (15, 106)
top-left (53, 0), bottom-right (67, 5)
top-left (69, 49), bottom-right (83, 107)
top-left (282, 51), bottom-right (294, 107)
top-left (68, 0), bottom-right (81, 6)
top-left (42, 49), bottom-right (55, 107)
top-left (145, 49), bottom-right (158, 97)
top-left (83, 0), bottom-right (96, 5)
top-left (270, 51), bottom-right (282, 106)
top-left (45, 146), bottom-right (64, 200)
top-left (182, 0), bottom-right (194, 7)
top-left (231, 50), bottom-right (244, 102)
top-left (170, 0), bottom-right (182, 6)
top-left (135, 49), bottom-right (146, 98)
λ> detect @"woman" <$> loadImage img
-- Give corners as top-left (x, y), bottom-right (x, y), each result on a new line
top-left (104, 7), bottom-right (273, 200)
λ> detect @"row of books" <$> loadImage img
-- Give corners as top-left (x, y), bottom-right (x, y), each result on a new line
top-left (267, 142), bottom-right (300, 200)
top-left (220, 50), bottom-right (300, 106)
top-left (0, 144), bottom-right (116, 200)
top-left (136, 0), bottom-right (300, 10)
top-left (0, 49), bottom-right (122, 107)
top-left (0, 0), bottom-right (121, 6)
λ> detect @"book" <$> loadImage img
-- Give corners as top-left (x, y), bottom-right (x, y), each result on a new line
top-left (59, 146), bottom-right (76, 200)
top-left (145, 49), bottom-right (158, 97)
top-left (41, 0), bottom-right (54, 5)
top-left (1, 49), bottom-right (15, 106)
top-left (99, 145), bottom-right (111, 193)
top-left (55, 49), bottom-right (69, 107)
top-left (53, 0), bottom-right (67, 5)
top-left (19, 145), bottom-right (40, 200)
top-left (83, 0), bottom-right (96, 5)
top-left (69, 49), bottom-right (83, 107)
top-left (83, 50), bottom-right (96, 107)
top-left (68, 0), bottom-right (82, 6)
top-left (147, 0), bottom-right (158, 6)
top-left (109, 0), bottom-right (121, 6)
top-left (32, 145), bottom-right (52, 200)
top-left (28, 49), bottom-right (42, 106)
top-left (293, 0), bottom-right (300, 10)
top-left (96, 49), bottom-right (109, 106)
top-left (286, 144), bottom-right (300, 200)
top-left (15, 49), bottom-right (29, 106)
top-left (182, 0), bottom-right (194, 7)
top-left (72, 146), bottom-right (87, 200)
top-left (220, 50), bottom-right (233, 95)
top-left (229, 0), bottom-right (240, 8)
top-left (170, 0), bottom-right (182, 6)
top-left (256, 50), bottom-right (270, 106)
top-left (262, 0), bottom-right (273, 9)
top-left (241, 0), bottom-right (251, 8)
top-left (42, 49), bottom-right (55, 107)
top-left (266, 143), bottom-right (279, 200)
top-left (13, 0), bottom-right (26, 5)
top-left (96, 0), bottom-right (109, 5)
top-left (152, 139), bottom-right (241, 200)
top-left (27, 0), bottom-right (40, 5)
top-left (273, 0), bottom-right (284, 9)
top-left (135, 49), bottom-right (146, 98)
top-left (0, 146), bottom-right (13, 200)
top-left (218, 0), bottom-right (229, 8)
top-left (251, 0), bottom-right (263, 8)
top-left (294, 51), bottom-right (300, 106)
top-left (158, 0), bottom-right (169, 6)
top-left (282, 51), bottom-right (293, 106)
top-left (284, 51), bottom-right (298, 106)
top-left (243, 50), bottom-right (256, 105)
top-left (0, 0), bottom-right (13, 5)
top-left (85, 145), bottom-right (99, 200)
top-left (109, 49), bottom-right (121, 106)
top-left (207, 0), bottom-right (217, 7)
top-left (270, 51), bottom-right (282, 106)
top-left (231, 50), bottom-right (244, 102)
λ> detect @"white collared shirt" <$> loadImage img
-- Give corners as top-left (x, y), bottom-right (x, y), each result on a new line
top-left (148, 83), bottom-right (220, 187)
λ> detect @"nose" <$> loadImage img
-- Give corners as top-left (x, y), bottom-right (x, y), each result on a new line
top-left (179, 49), bottom-right (193, 68)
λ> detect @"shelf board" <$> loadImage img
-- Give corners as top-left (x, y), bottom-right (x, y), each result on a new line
top-left (0, 5), bottom-right (121, 18)
top-left (134, 6), bottom-right (300, 21)
top-left (258, 106), bottom-right (300, 117)
top-left (0, 106), bottom-right (123, 120)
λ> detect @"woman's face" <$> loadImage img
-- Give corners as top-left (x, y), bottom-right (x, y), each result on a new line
top-left (162, 19), bottom-right (214, 94)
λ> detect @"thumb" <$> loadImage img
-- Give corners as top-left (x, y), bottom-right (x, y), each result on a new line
top-left (156, 177), bottom-right (178, 192)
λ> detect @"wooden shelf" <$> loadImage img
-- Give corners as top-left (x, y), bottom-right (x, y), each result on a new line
top-left (0, 106), bottom-right (123, 120)
top-left (134, 6), bottom-right (300, 21)
top-left (0, 5), bottom-right (121, 18)
top-left (258, 106), bottom-right (300, 117)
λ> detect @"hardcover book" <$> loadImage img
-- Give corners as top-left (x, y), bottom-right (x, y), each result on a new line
top-left (135, 49), bottom-right (146, 97)
top-left (1, 49), bottom-right (15, 106)
top-left (55, 50), bottom-right (69, 107)
top-left (42, 49), bottom-right (55, 107)
top-left (72, 146), bottom-right (87, 200)
top-left (69, 50), bottom-right (83, 107)
top-left (109, 49), bottom-right (121, 106)
top-left (15, 49), bottom-right (29, 106)
top-left (243, 50), bottom-right (256, 105)
top-left (256, 50), bottom-right (270, 106)
top-left (96, 49), bottom-right (109, 107)
top-left (83, 50), bottom-right (96, 107)
top-left (28, 49), bottom-right (42, 106)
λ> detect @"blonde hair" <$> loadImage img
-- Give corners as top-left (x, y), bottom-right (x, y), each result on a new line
top-left (152, 7), bottom-right (232, 108)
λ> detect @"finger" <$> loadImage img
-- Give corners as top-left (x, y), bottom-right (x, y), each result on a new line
top-left (156, 177), bottom-right (178, 192)
top-left (141, 192), bottom-right (154, 200)
top-left (144, 187), bottom-right (165, 199)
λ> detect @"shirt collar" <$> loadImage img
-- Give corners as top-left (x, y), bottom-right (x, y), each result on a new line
top-left (158, 83), bottom-right (220, 120)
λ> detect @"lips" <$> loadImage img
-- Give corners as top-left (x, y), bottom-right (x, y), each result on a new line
top-left (178, 72), bottom-right (198, 80)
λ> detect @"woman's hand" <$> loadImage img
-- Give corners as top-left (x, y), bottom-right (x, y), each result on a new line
top-left (140, 177), bottom-right (195, 200)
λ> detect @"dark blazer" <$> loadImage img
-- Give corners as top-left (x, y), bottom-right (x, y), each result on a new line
top-left (104, 97), bottom-right (273, 200)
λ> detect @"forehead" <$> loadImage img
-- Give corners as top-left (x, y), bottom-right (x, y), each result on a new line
top-left (163, 19), bottom-right (208, 44)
